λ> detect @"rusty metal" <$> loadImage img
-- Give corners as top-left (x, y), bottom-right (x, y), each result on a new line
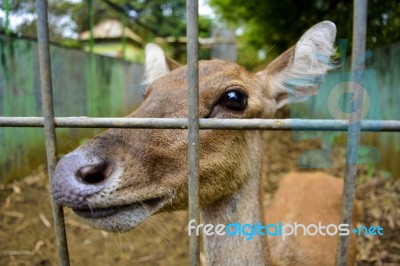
top-left (36, 0), bottom-right (70, 265)
top-left (336, 0), bottom-right (369, 265)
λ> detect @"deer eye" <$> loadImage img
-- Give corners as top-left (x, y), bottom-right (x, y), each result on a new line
top-left (220, 89), bottom-right (248, 111)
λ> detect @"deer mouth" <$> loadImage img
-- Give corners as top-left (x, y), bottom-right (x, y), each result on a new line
top-left (71, 196), bottom-right (167, 231)
top-left (73, 205), bottom-right (128, 218)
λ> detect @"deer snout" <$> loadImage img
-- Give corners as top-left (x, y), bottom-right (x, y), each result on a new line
top-left (52, 150), bottom-right (115, 208)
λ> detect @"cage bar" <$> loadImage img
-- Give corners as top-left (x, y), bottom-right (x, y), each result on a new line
top-left (186, 0), bottom-right (201, 265)
top-left (336, 0), bottom-right (369, 265)
top-left (35, 0), bottom-right (70, 265)
top-left (1, 117), bottom-right (400, 132)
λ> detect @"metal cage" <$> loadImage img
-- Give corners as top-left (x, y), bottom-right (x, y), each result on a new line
top-left (1, 0), bottom-right (399, 265)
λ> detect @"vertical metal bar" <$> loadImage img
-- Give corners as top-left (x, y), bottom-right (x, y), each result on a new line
top-left (187, 0), bottom-right (200, 265)
top-left (336, 0), bottom-right (368, 265)
top-left (36, 0), bottom-right (70, 265)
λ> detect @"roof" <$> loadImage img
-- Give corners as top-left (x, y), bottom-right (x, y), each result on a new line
top-left (80, 19), bottom-right (143, 45)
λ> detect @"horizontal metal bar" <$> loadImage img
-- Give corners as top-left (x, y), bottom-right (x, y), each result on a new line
top-left (1, 117), bottom-right (400, 131)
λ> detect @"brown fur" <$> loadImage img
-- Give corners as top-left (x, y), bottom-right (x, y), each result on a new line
top-left (267, 172), bottom-right (359, 266)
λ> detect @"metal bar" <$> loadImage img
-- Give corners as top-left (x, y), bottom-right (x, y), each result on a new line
top-left (187, 0), bottom-right (200, 265)
top-left (336, 0), bottom-right (368, 265)
top-left (0, 117), bottom-right (398, 130)
top-left (1, 117), bottom-right (400, 131)
top-left (36, 0), bottom-right (70, 265)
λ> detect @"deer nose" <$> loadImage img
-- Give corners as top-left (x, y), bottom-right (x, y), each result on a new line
top-left (52, 150), bottom-right (116, 208)
top-left (76, 161), bottom-right (113, 185)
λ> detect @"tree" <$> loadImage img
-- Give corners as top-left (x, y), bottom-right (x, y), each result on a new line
top-left (210, 0), bottom-right (400, 67)
top-left (1, 0), bottom-right (208, 40)
top-left (1, 0), bottom-right (212, 60)
top-left (0, 0), bottom-right (80, 42)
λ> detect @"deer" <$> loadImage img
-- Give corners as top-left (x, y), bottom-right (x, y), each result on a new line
top-left (52, 21), bottom-right (359, 265)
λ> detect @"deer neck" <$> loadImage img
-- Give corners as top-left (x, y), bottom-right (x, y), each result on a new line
top-left (200, 137), bottom-right (271, 265)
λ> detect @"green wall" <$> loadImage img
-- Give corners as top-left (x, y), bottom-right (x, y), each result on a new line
top-left (0, 36), bottom-right (144, 183)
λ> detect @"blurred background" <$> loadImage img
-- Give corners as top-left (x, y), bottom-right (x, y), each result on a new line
top-left (1, 0), bottom-right (400, 65)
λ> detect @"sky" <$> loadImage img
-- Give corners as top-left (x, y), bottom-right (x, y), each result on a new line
top-left (0, 9), bottom-right (35, 32)
top-left (199, 0), bottom-right (216, 18)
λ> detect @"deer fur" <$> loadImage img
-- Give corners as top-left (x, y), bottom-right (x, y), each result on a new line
top-left (52, 21), bottom-right (359, 265)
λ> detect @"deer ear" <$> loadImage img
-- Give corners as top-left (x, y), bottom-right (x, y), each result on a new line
top-left (144, 43), bottom-right (181, 85)
top-left (257, 21), bottom-right (337, 109)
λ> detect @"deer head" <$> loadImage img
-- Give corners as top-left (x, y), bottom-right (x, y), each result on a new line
top-left (52, 21), bottom-right (336, 233)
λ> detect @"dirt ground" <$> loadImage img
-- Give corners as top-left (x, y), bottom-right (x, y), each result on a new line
top-left (0, 130), bottom-right (399, 266)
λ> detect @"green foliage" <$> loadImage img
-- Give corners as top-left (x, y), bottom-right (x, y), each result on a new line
top-left (199, 16), bottom-right (213, 38)
top-left (2, 1), bottom-right (207, 40)
top-left (68, 0), bottom-right (189, 39)
top-left (140, 0), bottom-right (187, 37)
top-left (210, 0), bottom-right (400, 66)
top-left (2, 0), bottom-right (212, 61)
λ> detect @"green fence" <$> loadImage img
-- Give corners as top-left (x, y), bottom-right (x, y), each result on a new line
top-left (0, 36), bottom-right (144, 183)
